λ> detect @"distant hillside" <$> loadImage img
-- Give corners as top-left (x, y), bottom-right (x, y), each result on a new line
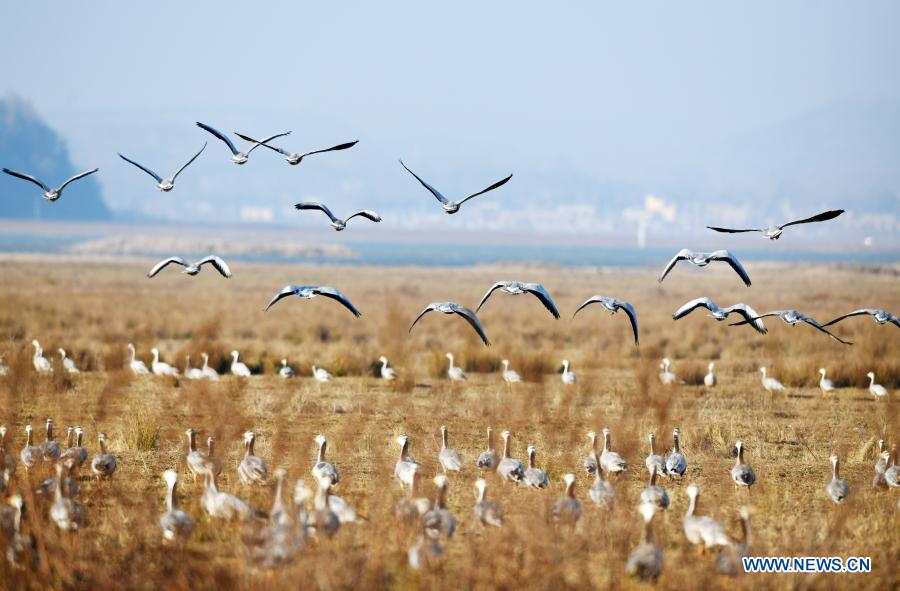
top-left (0, 95), bottom-right (110, 220)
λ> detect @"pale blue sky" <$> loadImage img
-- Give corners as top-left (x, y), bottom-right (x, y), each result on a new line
top-left (2, 1), bottom-right (899, 240)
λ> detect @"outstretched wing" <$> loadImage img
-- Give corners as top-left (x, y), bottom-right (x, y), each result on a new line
top-left (452, 305), bottom-right (491, 346)
top-left (614, 300), bottom-right (640, 345)
top-left (821, 309), bottom-right (879, 327)
top-left (58, 168), bottom-right (99, 191)
top-left (344, 210), bottom-right (382, 224)
top-left (314, 286), bottom-right (362, 318)
top-left (243, 131), bottom-right (292, 155)
top-left (456, 173), bottom-right (513, 206)
top-left (571, 295), bottom-right (609, 319)
top-left (399, 159), bottom-right (449, 204)
top-left (147, 257), bottom-right (188, 278)
top-left (706, 225), bottom-right (762, 234)
top-left (672, 297), bottom-right (715, 320)
top-left (118, 153), bottom-right (163, 183)
top-left (801, 316), bottom-right (853, 346)
top-left (658, 249), bottom-right (691, 283)
top-left (264, 285), bottom-right (301, 311)
top-left (475, 282), bottom-right (507, 313)
top-left (728, 310), bottom-right (784, 327)
top-left (408, 303), bottom-right (438, 333)
top-left (523, 283), bottom-right (560, 319)
top-left (300, 140), bottom-right (359, 159)
top-left (197, 255), bottom-right (232, 278)
top-left (3, 168), bottom-right (50, 191)
top-left (710, 250), bottom-right (752, 287)
top-left (172, 143), bottom-right (207, 181)
top-left (196, 122), bottom-right (239, 155)
top-left (234, 132), bottom-right (291, 157)
top-left (295, 202), bottom-right (339, 224)
top-left (722, 303), bottom-right (767, 334)
top-left (781, 209), bottom-right (844, 229)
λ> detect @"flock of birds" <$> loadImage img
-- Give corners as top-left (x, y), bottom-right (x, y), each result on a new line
top-left (2, 420), bottom-right (898, 578)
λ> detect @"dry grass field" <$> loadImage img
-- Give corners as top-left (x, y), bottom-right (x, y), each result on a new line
top-left (0, 256), bottom-right (898, 590)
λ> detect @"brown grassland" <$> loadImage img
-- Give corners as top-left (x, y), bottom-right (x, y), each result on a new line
top-left (0, 256), bottom-right (898, 590)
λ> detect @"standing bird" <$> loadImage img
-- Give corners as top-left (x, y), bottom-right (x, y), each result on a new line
top-left (818, 368), bottom-right (835, 395)
top-left (58, 349), bottom-right (79, 374)
top-left (310, 476), bottom-right (341, 537)
top-left (683, 484), bottom-right (731, 552)
top-left (399, 159), bottom-right (512, 215)
top-left (473, 479), bottom-right (503, 527)
top-left (19, 425), bottom-right (42, 472)
top-left (438, 426), bottom-right (463, 473)
top-left (501, 360), bottom-right (521, 384)
top-left (151, 348), bottom-right (179, 376)
top-left (234, 132), bottom-right (357, 166)
top-left (759, 367), bottom-right (785, 392)
top-left (659, 358), bottom-right (678, 385)
top-left (238, 432), bottom-right (269, 485)
top-left (640, 465), bottom-right (669, 510)
top-left (524, 445), bottom-right (549, 489)
top-left (672, 297), bottom-right (767, 334)
top-left (147, 255), bottom-right (232, 278)
top-left (378, 356), bottom-right (397, 380)
top-left (476, 427), bottom-right (499, 472)
top-left (826, 454), bottom-right (850, 504)
top-left (704, 363), bottom-right (717, 387)
top-left (40, 419), bottom-right (61, 461)
top-left (200, 353), bottom-right (220, 380)
top-left (395, 467), bottom-right (431, 525)
top-left (201, 472), bottom-right (255, 521)
top-left (561, 360), bottom-right (576, 384)
top-left (497, 431), bottom-right (525, 483)
top-left (730, 441), bottom-right (756, 492)
top-left (185, 429), bottom-right (208, 483)
top-left (732, 310), bottom-right (852, 345)
top-left (423, 475), bottom-right (457, 539)
top-left (645, 432), bottom-right (666, 476)
top-left (600, 428), bottom-right (628, 474)
top-left (312, 434), bottom-right (340, 486)
top-left (823, 308), bottom-right (899, 329)
top-left (666, 428), bottom-right (687, 478)
top-left (884, 448), bottom-right (899, 489)
top-left (49, 463), bottom-right (82, 531)
top-left (626, 503), bottom-right (663, 581)
top-left (445, 353), bottom-right (467, 382)
top-left (159, 470), bottom-right (193, 543)
top-left (552, 474), bottom-right (582, 526)
top-left (1, 426), bottom-right (17, 474)
top-left (5, 494), bottom-right (40, 571)
top-left (31, 340), bottom-right (51, 374)
top-left (410, 302), bottom-right (490, 346)
top-left (128, 344), bottom-right (149, 375)
top-left (264, 285), bottom-right (361, 317)
top-left (572, 295), bottom-right (640, 345)
top-left (278, 359), bottom-right (294, 379)
top-left (184, 356), bottom-right (204, 380)
top-left (475, 281), bottom-right (560, 319)
top-left (395, 435), bottom-right (418, 489)
top-left (716, 507), bottom-right (753, 576)
top-left (63, 426), bottom-right (88, 468)
top-left (867, 372), bottom-right (888, 398)
top-left (3, 167), bottom-right (98, 202)
top-left (706, 209), bottom-right (845, 240)
top-left (91, 432), bottom-right (117, 482)
top-left (588, 450), bottom-right (615, 509)
top-left (230, 351), bottom-right (251, 377)
top-left (294, 202), bottom-right (381, 231)
top-left (195, 122), bottom-right (289, 165)
top-left (118, 143), bottom-right (206, 192)
top-left (658, 249), bottom-right (752, 287)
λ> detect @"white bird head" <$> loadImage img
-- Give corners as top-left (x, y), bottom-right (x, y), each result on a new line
top-left (502, 359), bottom-right (510, 366)
top-left (759, 367), bottom-right (766, 373)
top-left (0, 426), bottom-right (6, 438)
top-left (586, 430), bottom-right (597, 442)
top-left (9, 494), bottom-right (23, 509)
top-left (638, 502), bottom-right (657, 523)
top-left (501, 430), bottom-right (511, 440)
top-left (474, 478), bottom-right (487, 492)
top-left (686, 483), bottom-right (700, 498)
top-left (396, 434), bottom-right (409, 446)
top-left (866, 371), bottom-right (875, 379)
top-left (274, 468), bottom-right (287, 480)
top-left (231, 350), bottom-right (239, 358)
top-left (151, 348), bottom-right (159, 355)
top-left (708, 362), bottom-right (715, 371)
top-left (526, 444), bottom-right (535, 454)
top-left (163, 469), bottom-right (178, 487)
top-left (58, 348), bottom-right (66, 357)
top-left (433, 474), bottom-right (449, 488)
top-left (379, 356), bottom-right (388, 363)
top-left (562, 359), bottom-right (569, 366)
top-left (445, 352), bottom-right (454, 360)
top-left (75, 426), bottom-right (84, 436)
top-left (648, 431), bottom-right (655, 442)
top-left (829, 454), bottom-right (839, 465)
top-left (98, 432), bottom-right (107, 443)
top-left (819, 368), bottom-right (826, 375)
top-left (735, 440), bottom-right (743, 451)
top-left (243, 431), bottom-right (254, 442)
top-left (562, 473), bottom-right (576, 487)
top-left (31, 340), bottom-right (40, 348)
top-left (24, 424), bottom-right (32, 434)
top-left (602, 427), bottom-right (610, 436)
top-left (315, 434), bottom-right (327, 446)
top-left (281, 359), bottom-right (288, 365)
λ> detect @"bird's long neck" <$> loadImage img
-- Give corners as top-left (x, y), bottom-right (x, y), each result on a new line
top-left (400, 440), bottom-right (409, 461)
top-left (207, 439), bottom-right (215, 457)
top-left (674, 434), bottom-right (681, 453)
top-left (166, 480), bottom-right (176, 512)
top-left (408, 473), bottom-right (419, 499)
top-left (602, 432), bottom-right (610, 453)
top-left (476, 485), bottom-right (487, 503)
top-left (737, 445), bottom-right (745, 465)
top-left (649, 467), bottom-right (657, 486)
top-left (566, 480), bottom-right (575, 498)
top-left (188, 432), bottom-right (197, 453)
top-left (53, 471), bottom-right (64, 501)
top-left (435, 485), bottom-right (447, 509)
top-left (686, 493), bottom-right (697, 517)
top-left (640, 514), bottom-right (654, 544)
top-left (563, 361), bottom-right (569, 372)
top-left (317, 440), bottom-right (326, 463)
top-left (869, 374), bottom-right (875, 387)
top-left (447, 356), bottom-right (455, 370)
top-left (99, 439), bottom-right (108, 454)
top-left (76, 431), bottom-right (83, 447)
top-left (648, 436), bottom-right (655, 456)
top-left (740, 514), bottom-right (751, 547)
top-left (153, 350), bottom-right (159, 363)
top-left (502, 436), bottom-right (511, 459)
top-left (205, 472), bottom-right (218, 493)
top-left (528, 449), bottom-right (536, 469)
top-left (487, 429), bottom-right (494, 451)
top-left (202, 355), bottom-right (209, 369)
top-left (441, 430), bottom-right (448, 450)
top-left (381, 359), bottom-right (388, 369)
top-left (832, 458), bottom-right (840, 480)
top-left (593, 452), bottom-right (604, 483)
top-left (46, 422), bottom-right (53, 442)
top-left (26, 430), bottom-right (33, 446)
top-left (65, 429), bottom-right (73, 449)
top-left (130, 347), bottom-right (136, 362)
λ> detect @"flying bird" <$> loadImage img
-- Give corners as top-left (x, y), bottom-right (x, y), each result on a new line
top-left (264, 285), bottom-right (361, 317)
top-left (707, 209), bottom-right (844, 240)
top-left (147, 256), bottom-right (232, 278)
top-left (294, 202), bottom-right (381, 231)
top-left (234, 133), bottom-right (358, 166)
top-left (730, 310), bottom-right (852, 345)
top-left (196, 122), bottom-right (290, 165)
top-left (822, 309), bottom-right (899, 328)
top-left (572, 295), bottom-right (639, 345)
top-left (658, 249), bottom-right (751, 287)
top-left (672, 297), bottom-right (767, 334)
top-left (3, 167), bottom-right (99, 202)
top-left (399, 159), bottom-right (512, 214)
top-left (409, 302), bottom-right (490, 346)
top-left (118, 143), bottom-right (206, 192)
top-left (475, 281), bottom-right (559, 319)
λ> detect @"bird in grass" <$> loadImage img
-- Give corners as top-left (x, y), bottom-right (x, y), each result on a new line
top-left (707, 209), bottom-right (844, 240)
top-left (58, 349), bottom-right (79, 374)
top-left (159, 470), bottom-right (193, 543)
top-left (151, 348), bottom-right (179, 376)
top-left (438, 426), bottom-right (463, 473)
top-left (626, 503), bottom-right (663, 581)
top-left (524, 445), bottom-right (549, 489)
top-left (196, 122), bottom-right (289, 165)
top-left (378, 356), bottom-right (397, 380)
top-left (118, 143), bottom-right (206, 192)
top-left (552, 474), bottom-right (582, 526)
top-left (672, 297), bottom-right (767, 334)
top-left (822, 308), bottom-right (899, 329)
top-left (399, 159), bottom-right (512, 214)
top-left (410, 302), bottom-right (490, 345)
top-left (658, 249), bottom-right (752, 287)
top-left (31, 340), bottom-right (51, 374)
top-left (128, 344), bottom-right (149, 375)
top-left (759, 367), bottom-right (784, 392)
top-left (825, 454), bottom-right (850, 504)
top-left (473, 479), bottom-right (504, 527)
top-left (818, 368), bottom-right (835, 395)
top-left (731, 310), bottom-right (851, 345)
top-left (234, 133), bottom-right (357, 166)
top-left (2, 167), bottom-right (98, 202)
top-left (294, 202), bottom-right (382, 231)
top-left (230, 351), bottom-right (251, 377)
top-left (866, 372), bottom-right (888, 398)
top-left (264, 285), bottom-right (361, 317)
top-left (683, 484), bottom-right (731, 552)
top-left (475, 281), bottom-right (560, 319)
top-left (572, 295), bottom-right (639, 345)
top-left (730, 441), bottom-right (756, 492)
top-left (445, 353), bottom-right (467, 381)
top-left (561, 360), bottom-right (576, 384)
top-left (147, 255), bottom-right (232, 278)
